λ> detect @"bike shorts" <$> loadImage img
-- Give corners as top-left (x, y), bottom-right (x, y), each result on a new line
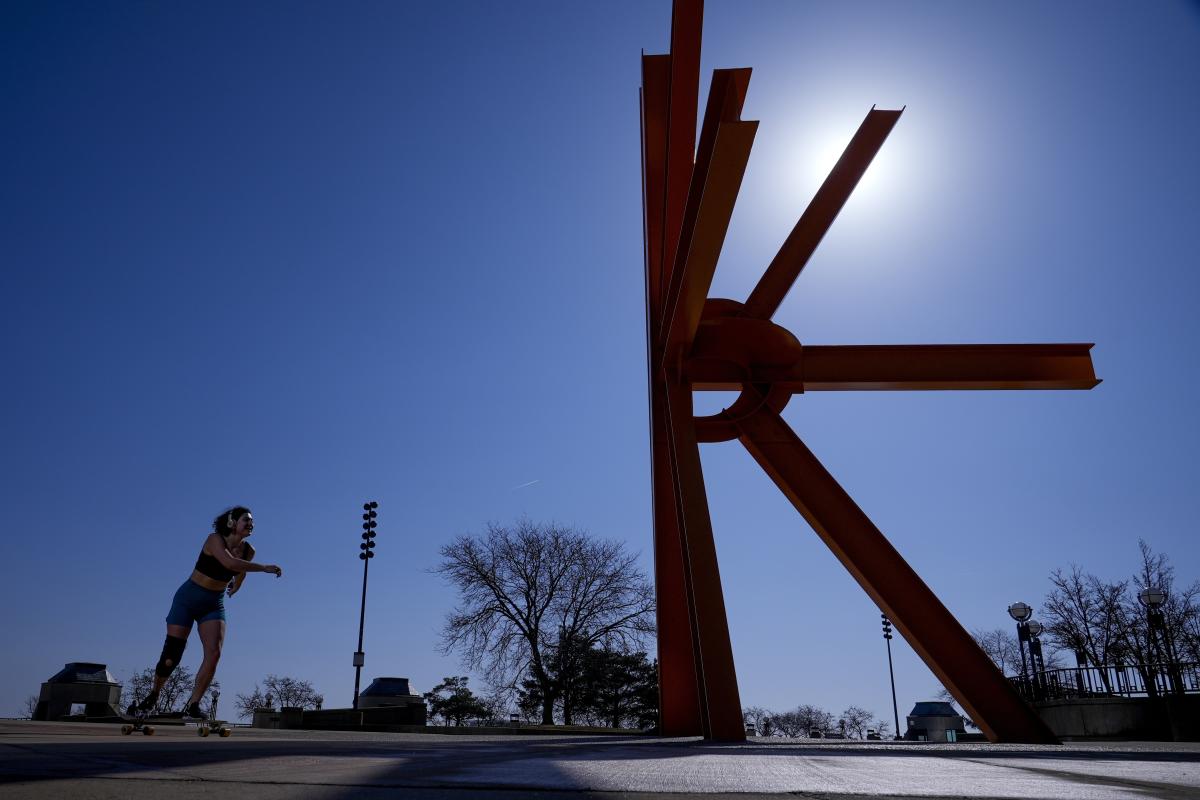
top-left (166, 578), bottom-right (226, 626)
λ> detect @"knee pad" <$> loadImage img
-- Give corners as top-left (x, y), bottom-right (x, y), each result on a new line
top-left (155, 635), bottom-right (187, 678)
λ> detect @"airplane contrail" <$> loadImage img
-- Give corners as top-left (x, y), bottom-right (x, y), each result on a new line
top-left (511, 479), bottom-right (540, 491)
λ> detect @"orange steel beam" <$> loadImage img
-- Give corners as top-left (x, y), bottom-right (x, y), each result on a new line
top-left (661, 0), bottom-right (703, 299)
top-left (648, 378), bottom-right (704, 735)
top-left (743, 108), bottom-right (902, 321)
top-left (733, 400), bottom-right (1058, 743)
top-left (641, 54), bottom-right (670, 317)
top-left (663, 379), bottom-right (745, 741)
top-left (686, 343), bottom-right (1101, 392)
top-left (643, 0), bottom-right (712, 738)
top-left (643, 51), bottom-right (704, 738)
top-left (661, 69), bottom-right (757, 367)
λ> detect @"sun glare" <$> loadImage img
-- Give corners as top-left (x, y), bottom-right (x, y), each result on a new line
top-left (799, 111), bottom-right (906, 207)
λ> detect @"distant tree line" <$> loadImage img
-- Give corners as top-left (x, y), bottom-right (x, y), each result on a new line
top-left (742, 704), bottom-right (890, 739)
top-left (422, 649), bottom-right (658, 730)
top-left (235, 675), bottom-right (324, 720)
top-left (515, 644), bottom-right (657, 728)
top-left (119, 668), bottom-right (323, 720)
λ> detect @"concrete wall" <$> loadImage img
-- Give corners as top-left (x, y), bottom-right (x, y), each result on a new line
top-left (1036, 695), bottom-right (1200, 741)
top-left (252, 702), bottom-right (426, 731)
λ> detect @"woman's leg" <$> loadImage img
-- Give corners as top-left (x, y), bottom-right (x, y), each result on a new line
top-left (189, 619), bottom-right (226, 706)
top-left (150, 624), bottom-right (192, 694)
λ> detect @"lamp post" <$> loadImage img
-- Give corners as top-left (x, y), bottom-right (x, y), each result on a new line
top-left (1007, 602), bottom-right (1032, 674)
top-left (881, 613), bottom-right (901, 740)
top-left (352, 500), bottom-right (378, 709)
top-left (1026, 619), bottom-right (1046, 698)
top-left (1138, 585), bottom-right (1181, 695)
top-left (1026, 621), bottom-right (1045, 668)
top-left (1110, 642), bottom-right (1127, 695)
top-left (1007, 601), bottom-right (1033, 698)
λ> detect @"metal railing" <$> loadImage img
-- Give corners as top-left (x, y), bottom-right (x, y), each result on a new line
top-left (1009, 661), bottom-right (1200, 702)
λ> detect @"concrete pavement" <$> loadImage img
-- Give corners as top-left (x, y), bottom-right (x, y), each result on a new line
top-left (2, 720), bottom-right (1198, 799)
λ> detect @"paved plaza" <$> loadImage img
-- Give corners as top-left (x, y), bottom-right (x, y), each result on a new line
top-left (1, 720), bottom-right (1198, 799)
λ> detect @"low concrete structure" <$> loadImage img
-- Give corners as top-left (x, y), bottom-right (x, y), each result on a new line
top-left (1036, 694), bottom-right (1200, 741)
top-left (32, 662), bottom-right (121, 721)
top-left (251, 677), bottom-right (426, 730)
top-left (251, 705), bottom-right (426, 731)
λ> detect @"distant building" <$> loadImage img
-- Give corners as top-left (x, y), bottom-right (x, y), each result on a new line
top-left (33, 662), bottom-right (122, 721)
top-left (904, 701), bottom-right (966, 742)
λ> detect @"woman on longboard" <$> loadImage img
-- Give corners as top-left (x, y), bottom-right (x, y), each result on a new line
top-left (128, 505), bottom-right (282, 719)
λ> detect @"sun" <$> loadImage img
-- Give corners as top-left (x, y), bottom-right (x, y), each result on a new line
top-left (800, 110), bottom-right (906, 209)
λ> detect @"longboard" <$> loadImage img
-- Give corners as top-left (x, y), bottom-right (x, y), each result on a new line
top-left (119, 709), bottom-right (166, 736)
top-left (119, 710), bottom-right (232, 737)
top-left (188, 719), bottom-right (233, 737)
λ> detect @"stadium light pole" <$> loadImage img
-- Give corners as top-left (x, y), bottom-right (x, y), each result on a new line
top-left (352, 500), bottom-right (378, 709)
top-left (882, 613), bottom-right (901, 739)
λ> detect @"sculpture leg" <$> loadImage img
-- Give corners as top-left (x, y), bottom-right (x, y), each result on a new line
top-left (664, 379), bottom-right (745, 742)
top-left (651, 380), bottom-right (704, 736)
top-left (735, 403), bottom-right (1057, 744)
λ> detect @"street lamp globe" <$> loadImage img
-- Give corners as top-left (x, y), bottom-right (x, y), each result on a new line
top-left (1138, 586), bottom-right (1167, 609)
top-left (1007, 602), bottom-right (1032, 622)
top-left (1026, 620), bottom-right (1044, 637)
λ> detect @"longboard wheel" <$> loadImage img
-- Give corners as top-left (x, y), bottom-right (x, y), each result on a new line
top-left (219, 727), bottom-right (232, 737)
top-left (198, 726), bottom-right (209, 737)
top-left (143, 727), bottom-right (155, 736)
top-left (121, 725), bottom-right (133, 735)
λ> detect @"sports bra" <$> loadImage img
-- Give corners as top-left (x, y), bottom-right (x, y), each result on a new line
top-left (194, 536), bottom-right (254, 582)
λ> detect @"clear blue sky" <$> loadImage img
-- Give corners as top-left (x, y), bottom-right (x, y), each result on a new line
top-left (3, 0), bottom-right (1198, 727)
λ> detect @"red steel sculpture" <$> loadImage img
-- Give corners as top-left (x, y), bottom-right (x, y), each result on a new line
top-left (640, 0), bottom-right (1099, 743)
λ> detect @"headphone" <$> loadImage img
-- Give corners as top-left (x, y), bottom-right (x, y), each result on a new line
top-left (226, 512), bottom-right (235, 530)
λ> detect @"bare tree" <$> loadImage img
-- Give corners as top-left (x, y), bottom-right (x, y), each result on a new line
top-left (973, 626), bottom-right (1065, 677)
top-left (971, 628), bottom-right (1020, 675)
top-left (20, 695), bottom-right (38, 719)
top-left (745, 703), bottom-right (884, 738)
top-left (234, 675), bottom-right (323, 720)
top-left (1041, 565), bottom-right (1126, 689)
top-left (742, 705), bottom-right (771, 735)
top-left (1131, 540), bottom-right (1198, 654)
top-left (1040, 541), bottom-right (1199, 694)
top-left (263, 675), bottom-right (322, 709)
top-left (121, 666), bottom-right (194, 715)
top-left (436, 519), bottom-right (655, 725)
top-left (769, 704), bottom-right (834, 737)
top-left (767, 708), bottom-right (801, 737)
top-left (840, 705), bottom-right (875, 739)
top-left (1119, 540), bottom-right (1200, 690)
top-left (234, 687), bottom-right (269, 721)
